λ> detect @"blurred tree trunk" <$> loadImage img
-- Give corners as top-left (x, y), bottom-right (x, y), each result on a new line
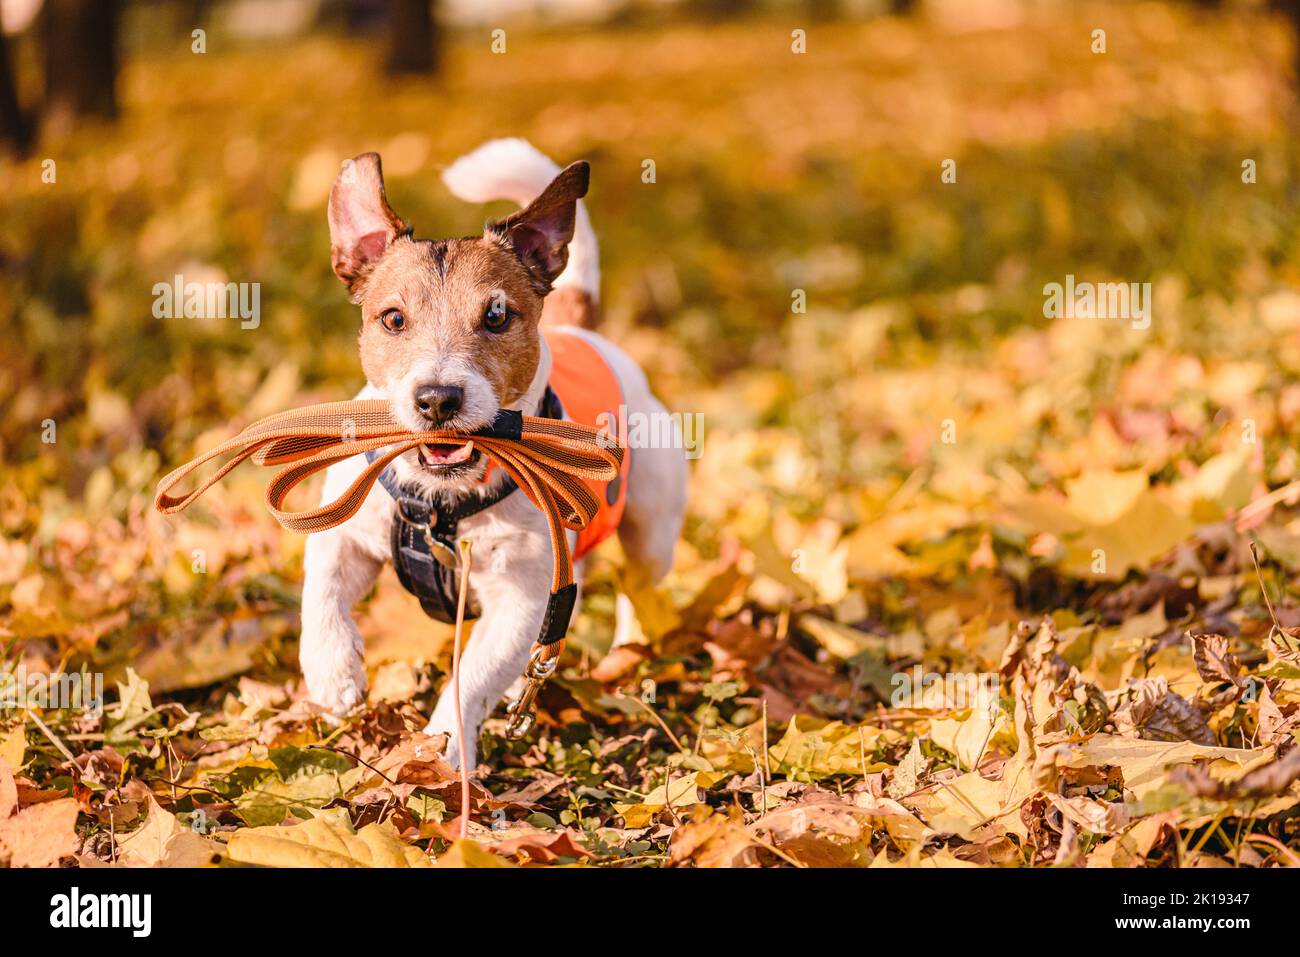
top-left (0, 31), bottom-right (31, 153)
top-left (1270, 0), bottom-right (1300, 90)
top-left (41, 0), bottom-right (121, 119)
top-left (388, 0), bottom-right (439, 75)
top-left (690, 0), bottom-right (756, 20)
top-left (185, 0), bottom-right (215, 29)
top-left (806, 0), bottom-right (839, 21)
top-left (341, 0), bottom-right (387, 32)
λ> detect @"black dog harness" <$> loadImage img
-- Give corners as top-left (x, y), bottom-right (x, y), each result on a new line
top-left (365, 387), bottom-right (565, 624)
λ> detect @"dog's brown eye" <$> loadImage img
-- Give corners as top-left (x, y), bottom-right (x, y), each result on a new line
top-left (483, 301), bottom-right (513, 333)
top-left (380, 310), bottom-right (406, 334)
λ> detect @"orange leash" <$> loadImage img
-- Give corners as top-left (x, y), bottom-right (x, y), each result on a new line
top-left (153, 400), bottom-right (623, 737)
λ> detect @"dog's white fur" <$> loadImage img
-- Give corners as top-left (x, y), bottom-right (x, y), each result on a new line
top-left (300, 140), bottom-right (687, 768)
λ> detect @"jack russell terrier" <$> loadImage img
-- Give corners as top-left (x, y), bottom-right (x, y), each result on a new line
top-left (298, 139), bottom-right (688, 768)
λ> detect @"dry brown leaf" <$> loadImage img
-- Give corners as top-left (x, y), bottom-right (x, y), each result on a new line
top-left (887, 738), bottom-right (927, 800)
top-left (590, 645), bottom-right (649, 684)
top-left (754, 795), bottom-right (864, 842)
top-left (0, 797), bottom-right (80, 867)
top-left (1086, 813), bottom-right (1177, 867)
top-left (1257, 684), bottom-right (1299, 745)
top-left (670, 808), bottom-right (757, 868)
top-left (1173, 746), bottom-right (1300, 799)
top-left (490, 828), bottom-right (593, 864)
top-left (1044, 792), bottom-right (1129, 835)
top-left (0, 758), bottom-right (16, 820)
top-left (776, 833), bottom-right (859, 867)
top-left (1189, 632), bottom-right (1244, 687)
top-left (369, 733), bottom-right (455, 785)
top-left (115, 794), bottom-right (223, 867)
top-left (1108, 676), bottom-right (1215, 745)
top-left (704, 618), bottom-right (774, 678)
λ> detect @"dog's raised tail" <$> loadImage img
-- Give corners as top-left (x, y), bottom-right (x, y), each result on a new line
top-left (443, 138), bottom-right (600, 327)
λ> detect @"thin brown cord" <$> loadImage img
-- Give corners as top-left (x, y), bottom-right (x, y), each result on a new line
top-left (452, 537), bottom-right (472, 840)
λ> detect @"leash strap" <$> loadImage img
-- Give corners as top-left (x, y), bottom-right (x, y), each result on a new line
top-left (153, 400), bottom-right (624, 646)
top-left (360, 387), bottom-right (566, 625)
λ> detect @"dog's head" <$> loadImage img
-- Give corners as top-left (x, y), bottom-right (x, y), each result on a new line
top-left (326, 152), bottom-right (588, 494)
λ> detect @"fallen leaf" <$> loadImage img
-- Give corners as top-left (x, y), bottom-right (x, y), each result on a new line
top-left (768, 717), bottom-right (897, 781)
top-left (888, 738), bottom-right (928, 800)
top-left (226, 807), bottom-right (431, 867)
top-left (0, 758), bottom-right (16, 819)
top-left (670, 807), bottom-right (756, 867)
top-left (1058, 735), bottom-right (1271, 799)
top-left (0, 721), bottom-right (26, 771)
top-left (489, 828), bottom-right (593, 864)
top-left (436, 838), bottom-right (513, 868)
top-left (1172, 746), bottom-right (1300, 800)
top-left (116, 794), bottom-right (223, 867)
top-left (929, 699), bottom-right (1005, 771)
top-left (1108, 677), bottom-right (1215, 745)
top-left (0, 798), bottom-right (80, 867)
top-left (615, 771), bottom-right (726, 827)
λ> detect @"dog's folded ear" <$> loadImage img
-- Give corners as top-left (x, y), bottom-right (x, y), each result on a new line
top-left (328, 153), bottom-right (409, 299)
top-left (487, 160), bottom-right (589, 293)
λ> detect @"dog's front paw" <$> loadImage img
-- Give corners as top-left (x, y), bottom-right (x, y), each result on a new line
top-left (306, 665), bottom-right (367, 717)
top-left (423, 713), bottom-right (478, 771)
top-left (300, 629), bottom-right (368, 717)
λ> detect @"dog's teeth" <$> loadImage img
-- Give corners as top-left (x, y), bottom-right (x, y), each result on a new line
top-left (419, 441), bottom-right (475, 467)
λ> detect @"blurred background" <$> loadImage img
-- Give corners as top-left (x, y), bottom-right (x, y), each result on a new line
top-left (1, 0), bottom-right (1299, 693)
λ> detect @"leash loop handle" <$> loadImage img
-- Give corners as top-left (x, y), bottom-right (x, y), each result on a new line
top-left (154, 400), bottom-right (622, 591)
top-left (153, 399), bottom-right (624, 733)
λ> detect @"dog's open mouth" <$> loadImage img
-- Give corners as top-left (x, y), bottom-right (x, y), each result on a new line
top-left (415, 441), bottom-right (481, 473)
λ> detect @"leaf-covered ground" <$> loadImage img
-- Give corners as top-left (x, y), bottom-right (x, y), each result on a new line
top-left (3, 3), bottom-right (1300, 867)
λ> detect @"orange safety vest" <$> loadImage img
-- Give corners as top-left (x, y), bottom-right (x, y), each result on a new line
top-left (541, 329), bottom-right (630, 561)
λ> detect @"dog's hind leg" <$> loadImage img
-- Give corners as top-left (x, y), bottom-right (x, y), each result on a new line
top-left (545, 329), bottom-right (689, 649)
top-left (612, 399), bottom-right (688, 648)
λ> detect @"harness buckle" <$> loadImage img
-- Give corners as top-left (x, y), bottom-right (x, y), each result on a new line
top-left (504, 643), bottom-right (561, 739)
top-left (395, 497), bottom-right (430, 527)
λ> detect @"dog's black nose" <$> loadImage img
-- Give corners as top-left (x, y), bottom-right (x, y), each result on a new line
top-left (414, 385), bottom-right (464, 425)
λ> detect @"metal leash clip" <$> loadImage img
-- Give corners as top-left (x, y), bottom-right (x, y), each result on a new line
top-left (420, 526), bottom-right (460, 569)
top-left (394, 495), bottom-right (460, 569)
top-left (505, 643), bottom-right (561, 739)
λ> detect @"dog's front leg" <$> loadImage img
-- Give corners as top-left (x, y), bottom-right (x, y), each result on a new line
top-left (424, 513), bottom-right (555, 769)
top-left (300, 455), bottom-right (393, 715)
top-left (300, 525), bottom-right (384, 716)
top-left (424, 594), bottom-right (544, 770)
